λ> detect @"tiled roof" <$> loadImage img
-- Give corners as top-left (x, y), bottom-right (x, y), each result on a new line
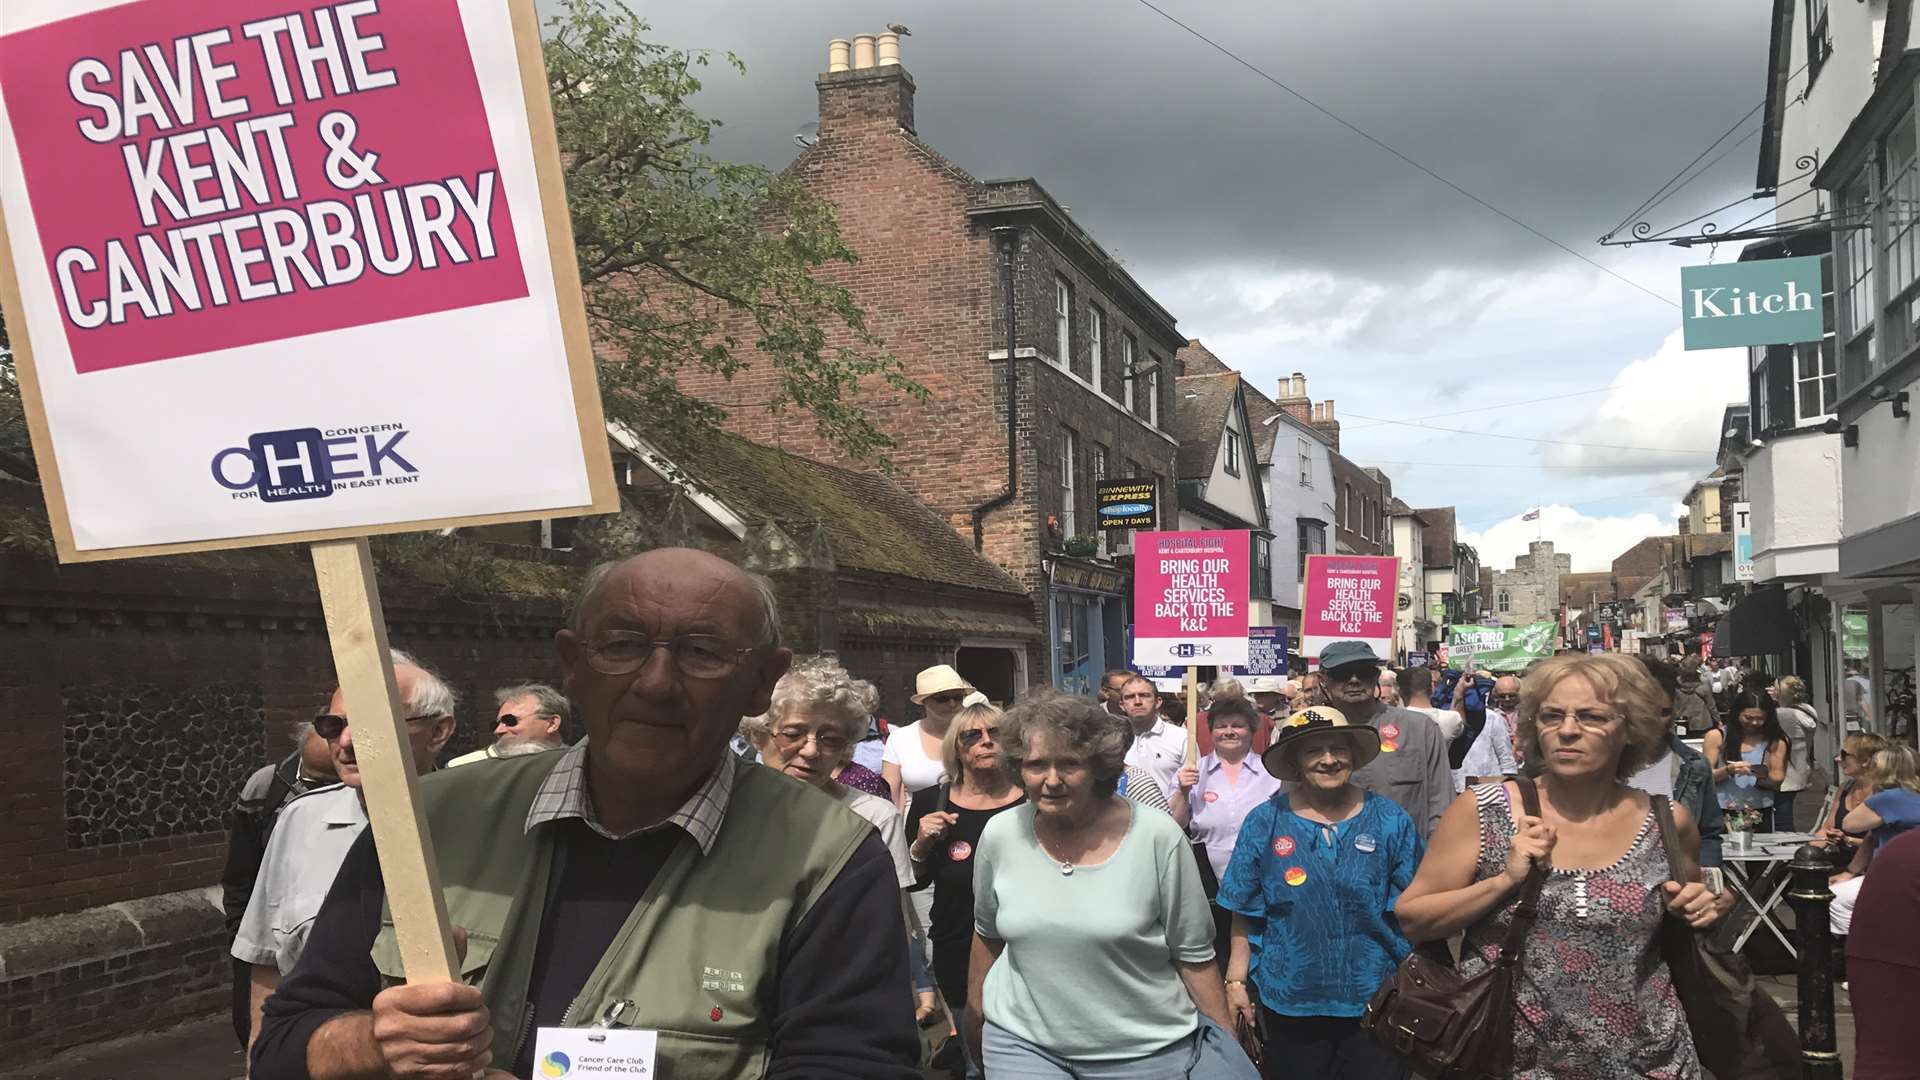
top-left (1171, 371), bottom-right (1240, 481)
top-left (669, 431), bottom-right (1025, 596)
top-left (1176, 340), bottom-right (1234, 376)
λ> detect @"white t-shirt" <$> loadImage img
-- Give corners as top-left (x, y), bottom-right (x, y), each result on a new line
top-left (837, 787), bottom-right (915, 889)
top-left (1412, 705), bottom-right (1465, 741)
top-left (882, 721), bottom-right (947, 796)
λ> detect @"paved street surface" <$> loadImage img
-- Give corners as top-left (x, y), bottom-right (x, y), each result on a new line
top-left (7, 987), bottom-right (1853, 1080)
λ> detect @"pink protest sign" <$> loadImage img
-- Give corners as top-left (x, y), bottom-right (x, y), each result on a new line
top-left (1131, 530), bottom-right (1251, 668)
top-left (1300, 554), bottom-right (1398, 664)
top-left (0, 0), bottom-right (527, 374)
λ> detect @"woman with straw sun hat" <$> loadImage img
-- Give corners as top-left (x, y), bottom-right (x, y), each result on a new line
top-left (885, 664), bottom-right (976, 808)
top-left (1217, 704), bottom-right (1423, 1078)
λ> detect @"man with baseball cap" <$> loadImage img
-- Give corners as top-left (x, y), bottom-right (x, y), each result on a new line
top-left (1314, 641), bottom-right (1452, 841)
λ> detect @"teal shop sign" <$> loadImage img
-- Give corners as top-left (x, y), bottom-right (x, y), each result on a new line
top-left (1680, 256), bottom-right (1824, 350)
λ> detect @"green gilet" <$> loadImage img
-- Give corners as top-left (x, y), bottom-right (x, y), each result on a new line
top-left (370, 749), bottom-right (871, 1079)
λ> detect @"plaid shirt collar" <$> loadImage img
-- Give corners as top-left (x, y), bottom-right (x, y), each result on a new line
top-left (524, 740), bottom-right (734, 852)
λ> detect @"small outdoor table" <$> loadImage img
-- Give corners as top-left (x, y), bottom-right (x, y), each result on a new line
top-left (1720, 831), bottom-right (1815, 957)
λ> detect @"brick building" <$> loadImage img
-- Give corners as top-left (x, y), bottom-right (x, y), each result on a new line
top-left (1331, 454), bottom-right (1390, 556)
top-left (673, 37), bottom-right (1183, 693)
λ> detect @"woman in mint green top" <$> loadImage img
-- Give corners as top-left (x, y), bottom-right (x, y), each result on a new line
top-left (965, 693), bottom-right (1259, 1079)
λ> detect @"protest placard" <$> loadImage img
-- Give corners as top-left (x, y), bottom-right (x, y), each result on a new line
top-left (0, 0), bottom-right (614, 560)
top-left (1300, 554), bottom-right (1397, 664)
top-left (1132, 530), bottom-right (1252, 668)
top-left (1228, 627), bottom-right (1289, 677)
top-left (0, 0), bottom-right (615, 986)
top-left (1445, 621), bottom-right (1557, 672)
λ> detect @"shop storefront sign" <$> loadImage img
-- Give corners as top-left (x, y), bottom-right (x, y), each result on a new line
top-left (1096, 477), bottom-right (1157, 530)
top-left (1733, 502), bottom-right (1754, 582)
top-left (1680, 256), bottom-right (1824, 350)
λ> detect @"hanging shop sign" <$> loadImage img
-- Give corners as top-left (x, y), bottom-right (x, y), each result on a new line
top-left (1732, 502), bottom-right (1754, 582)
top-left (1679, 256), bottom-right (1824, 350)
top-left (1096, 477), bottom-right (1158, 531)
top-left (1665, 608), bottom-right (1689, 632)
top-left (1132, 530), bottom-right (1251, 667)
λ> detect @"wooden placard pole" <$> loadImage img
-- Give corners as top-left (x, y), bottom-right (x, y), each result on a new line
top-left (310, 538), bottom-right (458, 984)
top-left (1184, 667), bottom-right (1200, 767)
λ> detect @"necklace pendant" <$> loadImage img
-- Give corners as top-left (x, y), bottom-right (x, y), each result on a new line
top-left (1059, 860), bottom-right (1074, 876)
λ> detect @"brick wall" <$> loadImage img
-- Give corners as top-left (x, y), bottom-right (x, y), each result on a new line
top-left (0, 554), bottom-right (566, 923)
top-left (1330, 453), bottom-right (1388, 555)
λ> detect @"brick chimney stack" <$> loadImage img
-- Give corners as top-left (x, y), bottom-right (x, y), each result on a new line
top-left (818, 32), bottom-right (915, 138)
top-left (1310, 399), bottom-right (1340, 451)
top-left (1276, 372), bottom-right (1311, 423)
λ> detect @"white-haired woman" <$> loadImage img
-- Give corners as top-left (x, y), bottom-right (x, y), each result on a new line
top-left (965, 693), bottom-right (1258, 1078)
top-left (745, 656), bottom-right (942, 1029)
top-left (1396, 654), bottom-right (1722, 1078)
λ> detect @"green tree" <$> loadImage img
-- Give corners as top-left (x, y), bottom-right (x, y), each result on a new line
top-left (546, 0), bottom-right (923, 465)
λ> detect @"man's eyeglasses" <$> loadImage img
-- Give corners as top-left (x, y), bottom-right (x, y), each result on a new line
top-left (313, 712), bottom-right (440, 741)
top-left (959, 726), bottom-right (1000, 748)
top-left (924, 692), bottom-right (968, 706)
top-left (583, 632), bottom-right (758, 679)
top-left (1534, 709), bottom-right (1621, 733)
top-left (771, 727), bottom-right (849, 755)
top-left (1490, 694), bottom-right (1522, 709)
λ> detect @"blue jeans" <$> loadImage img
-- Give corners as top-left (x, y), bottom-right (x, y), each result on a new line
top-left (982, 1017), bottom-right (1258, 1079)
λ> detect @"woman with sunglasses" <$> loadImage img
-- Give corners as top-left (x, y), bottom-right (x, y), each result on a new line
top-left (905, 703), bottom-right (1025, 1078)
top-left (1816, 731), bottom-right (1890, 865)
top-left (885, 664), bottom-right (976, 808)
top-left (744, 656), bottom-right (942, 1031)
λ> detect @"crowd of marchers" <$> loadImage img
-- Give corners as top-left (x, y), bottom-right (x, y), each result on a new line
top-left (219, 548), bottom-right (1920, 1080)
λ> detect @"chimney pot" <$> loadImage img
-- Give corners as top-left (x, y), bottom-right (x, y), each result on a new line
top-left (876, 32), bottom-right (901, 65)
top-left (1293, 374), bottom-right (1306, 398)
top-left (1323, 399), bottom-right (1336, 421)
top-left (852, 34), bottom-right (877, 69)
top-left (828, 39), bottom-right (851, 72)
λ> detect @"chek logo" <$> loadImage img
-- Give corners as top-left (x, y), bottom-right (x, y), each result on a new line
top-left (211, 424), bottom-right (418, 503)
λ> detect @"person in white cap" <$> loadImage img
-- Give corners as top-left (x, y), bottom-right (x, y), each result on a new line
top-left (885, 663), bottom-right (975, 808)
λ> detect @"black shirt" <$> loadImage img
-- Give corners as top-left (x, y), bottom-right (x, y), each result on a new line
top-left (904, 785), bottom-right (1025, 1007)
top-left (250, 822), bottom-right (919, 1080)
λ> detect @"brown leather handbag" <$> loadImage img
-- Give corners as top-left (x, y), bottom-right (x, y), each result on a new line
top-left (1648, 796), bottom-right (1799, 1080)
top-left (1361, 777), bottom-right (1546, 1080)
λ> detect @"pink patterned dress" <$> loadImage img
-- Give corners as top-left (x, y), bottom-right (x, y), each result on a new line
top-left (1453, 783), bottom-right (1700, 1079)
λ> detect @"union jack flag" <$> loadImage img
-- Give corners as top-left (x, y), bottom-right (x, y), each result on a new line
top-left (1521, 508), bottom-right (1540, 521)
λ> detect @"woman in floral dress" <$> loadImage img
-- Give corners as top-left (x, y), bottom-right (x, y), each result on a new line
top-left (1395, 654), bottom-right (1725, 1078)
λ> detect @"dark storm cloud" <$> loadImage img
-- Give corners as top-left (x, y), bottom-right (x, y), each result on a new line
top-left (584, 0), bottom-right (1771, 285)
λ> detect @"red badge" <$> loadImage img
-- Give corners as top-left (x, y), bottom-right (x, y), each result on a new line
top-left (710, 1006), bottom-right (724, 1022)
top-left (948, 840), bottom-right (974, 862)
top-left (1203, 791), bottom-right (1220, 804)
top-left (1381, 723), bottom-right (1402, 740)
top-left (1272, 835), bottom-right (1296, 857)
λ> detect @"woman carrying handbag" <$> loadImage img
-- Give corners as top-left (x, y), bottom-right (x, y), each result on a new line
top-left (1386, 654), bottom-right (1722, 1078)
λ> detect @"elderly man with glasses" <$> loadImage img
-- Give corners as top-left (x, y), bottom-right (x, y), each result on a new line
top-left (1316, 641), bottom-right (1453, 842)
top-left (249, 548), bottom-right (921, 1080)
top-left (232, 650), bottom-right (456, 1054)
top-left (447, 683), bottom-right (571, 767)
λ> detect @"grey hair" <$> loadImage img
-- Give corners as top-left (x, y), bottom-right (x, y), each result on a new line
top-left (1210, 676), bottom-right (1244, 701)
top-left (741, 655), bottom-right (869, 744)
top-left (997, 690), bottom-right (1134, 797)
top-left (570, 557), bottom-right (782, 649)
top-left (388, 649), bottom-right (458, 717)
top-left (493, 682), bottom-right (571, 726)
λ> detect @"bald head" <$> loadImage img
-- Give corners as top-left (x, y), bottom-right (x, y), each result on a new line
top-left (571, 548), bottom-right (780, 647)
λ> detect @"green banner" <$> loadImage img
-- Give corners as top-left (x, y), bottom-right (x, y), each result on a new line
top-left (1680, 256), bottom-right (1824, 350)
top-left (1447, 622), bottom-right (1558, 672)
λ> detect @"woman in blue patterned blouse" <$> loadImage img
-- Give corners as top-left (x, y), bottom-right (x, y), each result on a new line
top-left (1217, 705), bottom-right (1423, 1079)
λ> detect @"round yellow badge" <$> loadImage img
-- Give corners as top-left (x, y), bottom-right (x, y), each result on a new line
top-left (1284, 866), bottom-right (1308, 887)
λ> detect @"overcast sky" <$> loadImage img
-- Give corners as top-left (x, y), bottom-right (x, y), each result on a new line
top-left (582, 0), bottom-right (1772, 572)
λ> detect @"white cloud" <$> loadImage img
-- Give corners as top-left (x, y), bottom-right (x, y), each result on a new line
top-left (1540, 329), bottom-right (1744, 476)
top-left (1463, 502), bottom-right (1683, 574)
